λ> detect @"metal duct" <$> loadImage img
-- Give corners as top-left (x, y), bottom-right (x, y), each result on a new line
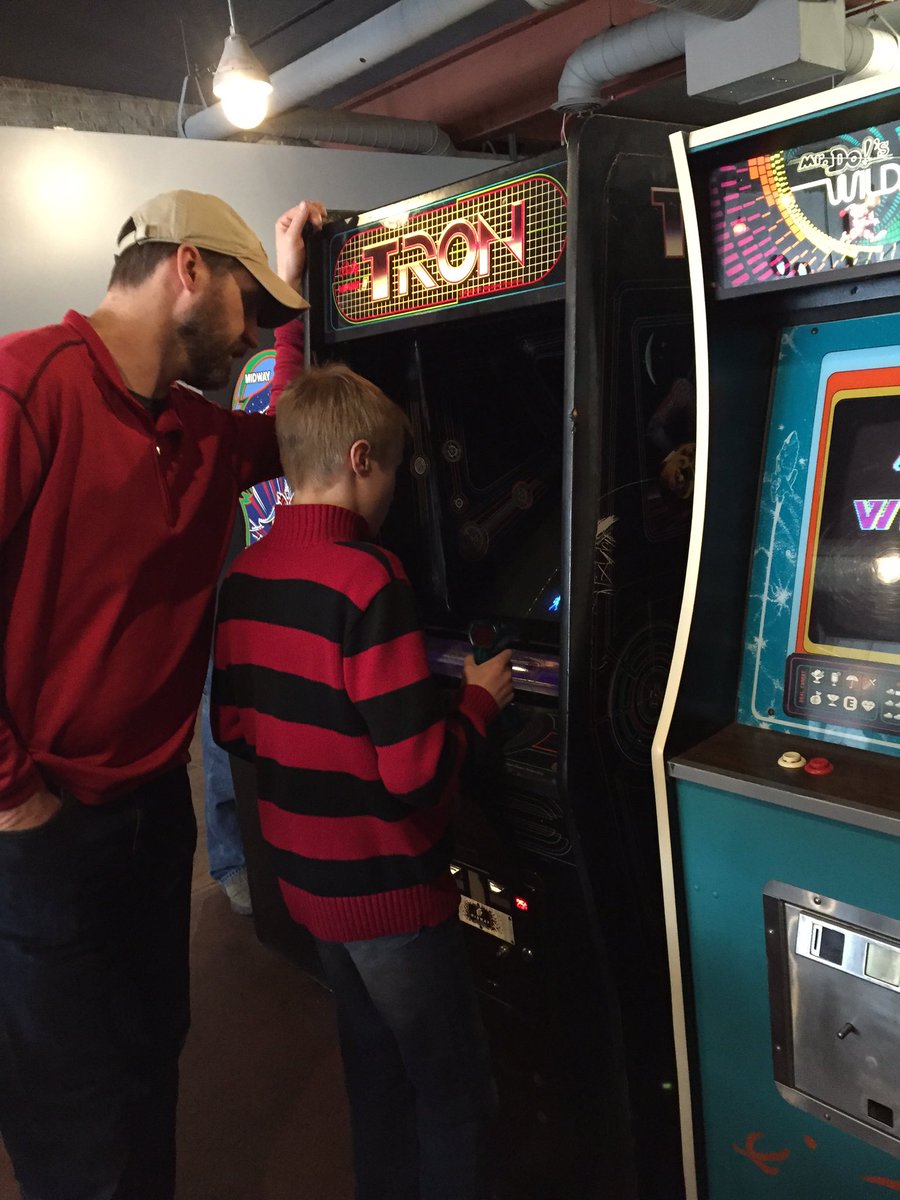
top-left (844, 23), bottom-right (900, 78)
top-left (184, 0), bottom-right (572, 144)
top-left (654, 0), bottom-right (757, 17)
top-left (260, 107), bottom-right (455, 155)
top-left (556, 3), bottom-right (900, 111)
top-left (555, 10), bottom-right (692, 111)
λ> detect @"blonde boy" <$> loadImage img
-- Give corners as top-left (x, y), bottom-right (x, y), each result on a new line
top-left (213, 363), bottom-right (512, 1200)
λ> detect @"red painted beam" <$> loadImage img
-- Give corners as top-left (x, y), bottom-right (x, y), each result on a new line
top-left (342, 0), bottom-right (655, 143)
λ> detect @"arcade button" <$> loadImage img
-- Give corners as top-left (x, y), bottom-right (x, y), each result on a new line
top-left (804, 756), bottom-right (834, 777)
top-left (778, 750), bottom-right (806, 770)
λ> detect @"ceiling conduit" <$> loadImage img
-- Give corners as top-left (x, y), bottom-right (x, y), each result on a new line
top-left (257, 106), bottom-right (455, 154)
top-left (555, 0), bottom-right (900, 111)
top-left (844, 20), bottom-right (900, 78)
top-left (555, 8), bottom-right (694, 110)
top-left (184, 0), bottom-right (572, 147)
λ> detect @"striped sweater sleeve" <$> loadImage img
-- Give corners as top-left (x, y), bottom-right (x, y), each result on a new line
top-left (343, 561), bottom-right (497, 808)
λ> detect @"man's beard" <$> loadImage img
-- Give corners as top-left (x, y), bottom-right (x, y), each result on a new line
top-left (176, 296), bottom-right (242, 391)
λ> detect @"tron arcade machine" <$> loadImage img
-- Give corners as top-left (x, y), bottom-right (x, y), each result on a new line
top-left (308, 113), bottom-right (693, 1199)
top-left (655, 75), bottom-right (900, 1200)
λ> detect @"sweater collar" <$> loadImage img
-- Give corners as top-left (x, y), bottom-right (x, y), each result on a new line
top-left (65, 312), bottom-right (188, 439)
top-left (64, 311), bottom-right (138, 398)
top-left (271, 504), bottom-right (369, 546)
top-left (63, 311), bottom-right (179, 422)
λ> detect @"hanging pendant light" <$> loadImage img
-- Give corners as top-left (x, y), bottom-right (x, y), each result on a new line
top-left (212, 0), bottom-right (273, 130)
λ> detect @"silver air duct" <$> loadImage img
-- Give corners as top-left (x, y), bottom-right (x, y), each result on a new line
top-left (260, 107), bottom-right (454, 155)
top-left (185, 0), bottom-right (572, 145)
top-left (556, 10), bottom-right (693, 112)
top-left (556, 0), bottom-right (900, 111)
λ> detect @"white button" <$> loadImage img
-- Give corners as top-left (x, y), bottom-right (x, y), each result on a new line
top-left (778, 751), bottom-right (807, 769)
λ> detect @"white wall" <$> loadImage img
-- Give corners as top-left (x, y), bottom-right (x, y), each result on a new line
top-left (0, 126), bottom-right (498, 334)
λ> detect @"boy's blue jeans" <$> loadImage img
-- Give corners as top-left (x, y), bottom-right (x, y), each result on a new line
top-left (201, 660), bottom-right (245, 884)
top-left (315, 916), bottom-right (496, 1200)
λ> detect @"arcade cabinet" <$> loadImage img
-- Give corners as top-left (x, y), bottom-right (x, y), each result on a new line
top-left (654, 74), bottom-right (900, 1200)
top-left (307, 113), bottom-right (694, 1199)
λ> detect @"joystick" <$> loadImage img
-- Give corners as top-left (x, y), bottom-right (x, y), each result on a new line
top-left (468, 619), bottom-right (523, 736)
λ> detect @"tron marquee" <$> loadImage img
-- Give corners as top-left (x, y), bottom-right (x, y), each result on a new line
top-left (326, 165), bottom-right (567, 334)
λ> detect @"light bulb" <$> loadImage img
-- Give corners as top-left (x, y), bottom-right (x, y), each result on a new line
top-left (217, 76), bottom-right (273, 129)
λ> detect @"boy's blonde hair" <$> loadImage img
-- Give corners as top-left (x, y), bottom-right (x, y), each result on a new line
top-left (276, 362), bottom-right (411, 490)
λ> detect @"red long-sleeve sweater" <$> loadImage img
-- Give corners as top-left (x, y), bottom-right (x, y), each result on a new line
top-left (212, 503), bottom-right (498, 941)
top-left (0, 311), bottom-right (303, 808)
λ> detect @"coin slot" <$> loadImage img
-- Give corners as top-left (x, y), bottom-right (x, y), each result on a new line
top-left (868, 1099), bottom-right (894, 1128)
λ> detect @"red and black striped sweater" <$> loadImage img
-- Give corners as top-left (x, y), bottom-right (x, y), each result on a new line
top-left (211, 502), bottom-right (498, 943)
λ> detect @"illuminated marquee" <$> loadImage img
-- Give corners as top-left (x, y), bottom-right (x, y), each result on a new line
top-left (329, 168), bottom-right (567, 327)
top-left (709, 122), bottom-right (900, 291)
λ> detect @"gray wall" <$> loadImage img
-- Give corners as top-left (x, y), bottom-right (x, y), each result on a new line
top-left (0, 126), bottom-right (498, 334)
top-left (0, 76), bottom-right (195, 138)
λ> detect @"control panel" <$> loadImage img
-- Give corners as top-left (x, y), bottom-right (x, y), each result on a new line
top-left (451, 859), bottom-right (544, 1020)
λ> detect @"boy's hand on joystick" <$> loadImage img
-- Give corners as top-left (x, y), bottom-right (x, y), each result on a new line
top-left (463, 650), bottom-right (514, 711)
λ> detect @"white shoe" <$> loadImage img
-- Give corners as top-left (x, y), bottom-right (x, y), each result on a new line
top-left (221, 869), bottom-right (252, 916)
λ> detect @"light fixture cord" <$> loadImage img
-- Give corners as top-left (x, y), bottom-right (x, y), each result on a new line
top-left (226, 0), bottom-right (238, 35)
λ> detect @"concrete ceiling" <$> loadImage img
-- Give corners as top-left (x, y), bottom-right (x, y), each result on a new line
top-left (0, 0), bottom-right (879, 153)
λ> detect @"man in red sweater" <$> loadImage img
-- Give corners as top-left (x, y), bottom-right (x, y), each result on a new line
top-left (0, 189), bottom-right (325, 1200)
top-left (213, 362), bottom-right (513, 1200)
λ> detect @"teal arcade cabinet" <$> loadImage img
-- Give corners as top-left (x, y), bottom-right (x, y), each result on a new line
top-left (654, 74), bottom-right (900, 1199)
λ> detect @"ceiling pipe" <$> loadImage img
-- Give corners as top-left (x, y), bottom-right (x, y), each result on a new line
top-left (260, 106), bottom-right (455, 154)
top-left (184, 0), bottom-right (573, 145)
top-left (555, 9), bottom-right (693, 110)
top-left (844, 20), bottom-right (900, 78)
top-left (654, 0), bottom-right (758, 15)
top-left (555, 1), bottom-right (900, 110)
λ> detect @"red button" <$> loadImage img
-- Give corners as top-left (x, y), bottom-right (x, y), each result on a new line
top-left (804, 756), bottom-right (834, 776)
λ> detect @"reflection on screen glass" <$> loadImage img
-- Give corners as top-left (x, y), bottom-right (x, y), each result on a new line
top-left (634, 316), bottom-right (695, 542)
top-left (809, 393), bottom-right (900, 655)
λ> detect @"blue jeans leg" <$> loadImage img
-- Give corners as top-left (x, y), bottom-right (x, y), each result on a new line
top-left (201, 660), bottom-right (245, 884)
top-left (316, 917), bottom-right (496, 1200)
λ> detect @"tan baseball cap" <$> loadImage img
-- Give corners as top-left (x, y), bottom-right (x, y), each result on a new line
top-left (115, 189), bottom-right (309, 327)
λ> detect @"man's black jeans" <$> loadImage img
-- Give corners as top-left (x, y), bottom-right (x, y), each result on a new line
top-left (0, 768), bottom-right (196, 1200)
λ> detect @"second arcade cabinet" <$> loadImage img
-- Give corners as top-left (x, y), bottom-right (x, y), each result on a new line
top-left (655, 74), bottom-right (900, 1200)
top-left (305, 114), bottom-right (694, 1199)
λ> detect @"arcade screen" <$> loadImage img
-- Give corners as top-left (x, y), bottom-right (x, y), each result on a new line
top-left (708, 121), bottom-right (900, 293)
top-left (378, 306), bottom-right (564, 644)
top-left (806, 391), bottom-right (900, 658)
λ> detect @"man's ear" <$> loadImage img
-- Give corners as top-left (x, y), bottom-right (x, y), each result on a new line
top-left (174, 243), bottom-right (204, 294)
top-left (349, 439), bottom-right (372, 478)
